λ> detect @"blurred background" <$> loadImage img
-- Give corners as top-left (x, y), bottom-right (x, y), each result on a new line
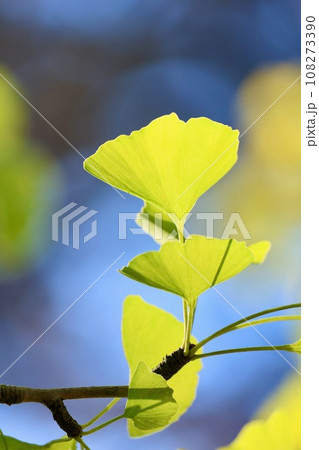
top-left (0, 1), bottom-right (300, 449)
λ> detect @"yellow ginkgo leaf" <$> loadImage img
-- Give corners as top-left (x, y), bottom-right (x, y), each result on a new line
top-left (120, 236), bottom-right (270, 306)
top-left (122, 296), bottom-right (202, 437)
top-left (84, 113), bottom-right (239, 229)
top-left (124, 361), bottom-right (178, 432)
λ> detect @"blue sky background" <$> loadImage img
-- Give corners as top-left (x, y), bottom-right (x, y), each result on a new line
top-left (0, 1), bottom-right (300, 448)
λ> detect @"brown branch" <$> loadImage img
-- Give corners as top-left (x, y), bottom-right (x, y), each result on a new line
top-left (0, 385), bottom-right (128, 404)
top-left (0, 384), bottom-right (128, 438)
top-left (44, 399), bottom-right (83, 438)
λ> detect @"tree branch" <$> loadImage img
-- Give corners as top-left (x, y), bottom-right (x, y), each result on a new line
top-left (0, 384), bottom-right (128, 405)
top-left (0, 384), bottom-right (128, 438)
top-left (44, 398), bottom-right (83, 438)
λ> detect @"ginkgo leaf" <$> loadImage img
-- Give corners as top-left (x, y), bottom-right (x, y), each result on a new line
top-left (120, 236), bottom-right (269, 306)
top-left (84, 113), bottom-right (239, 228)
top-left (124, 361), bottom-right (178, 431)
top-left (135, 202), bottom-right (178, 244)
top-left (0, 434), bottom-right (75, 450)
top-left (122, 296), bottom-right (202, 437)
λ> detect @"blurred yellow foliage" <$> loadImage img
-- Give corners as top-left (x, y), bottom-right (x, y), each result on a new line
top-left (239, 64), bottom-right (300, 172)
top-left (0, 67), bottom-right (28, 143)
top-left (0, 66), bottom-right (60, 277)
top-left (219, 375), bottom-right (300, 449)
top-left (202, 63), bottom-right (300, 245)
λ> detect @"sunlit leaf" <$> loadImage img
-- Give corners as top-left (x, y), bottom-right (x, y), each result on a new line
top-left (0, 433), bottom-right (76, 450)
top-left (249, 241), bottom-right (271, 264)
top-left (124, 361), bottom-right (178, 431)
top-left (135, 202), bottom-right (178, 244)
top-left (122, 296), bottom-right (202, 437)
top-left (120, 236), bottom-right (267, 306)
top-left (84, 113), bottom-right (239, 227)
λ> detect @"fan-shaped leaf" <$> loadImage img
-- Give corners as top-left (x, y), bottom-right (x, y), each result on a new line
top-left (84, 113), bottom-right (239, 227)
top-left (122, 296), bottom-right (202, 437)
top-left (124, 361), bottom-right (178, 431)
top-left (120, 236), bottom-right (269, 306)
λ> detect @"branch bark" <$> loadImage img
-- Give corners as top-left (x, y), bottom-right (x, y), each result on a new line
top-left (0, 384), bottom-right (128, 404)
